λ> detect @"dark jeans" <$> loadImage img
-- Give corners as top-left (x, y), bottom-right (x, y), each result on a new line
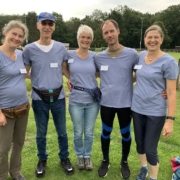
top-left (32, 98), bottom-right (69, 160)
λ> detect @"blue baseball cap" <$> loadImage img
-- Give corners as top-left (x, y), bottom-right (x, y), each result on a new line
top-left (37, 12), bottom-right (55, 22)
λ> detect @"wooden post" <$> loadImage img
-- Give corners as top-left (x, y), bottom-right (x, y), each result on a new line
top-left (177, 58), bottom-right (180, 90)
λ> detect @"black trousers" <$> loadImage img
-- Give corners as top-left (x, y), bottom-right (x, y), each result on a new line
top-left (100, 105), bottom-right (132, 162)
top-left (132, 111), bottom-right (165, 165)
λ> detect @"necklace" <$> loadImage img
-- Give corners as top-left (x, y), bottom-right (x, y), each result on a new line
top-left (146, 54), bottom-right (157, 62)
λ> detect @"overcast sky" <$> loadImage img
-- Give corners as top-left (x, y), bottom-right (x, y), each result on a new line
top-left (0, 0), bottom-right (179, 21)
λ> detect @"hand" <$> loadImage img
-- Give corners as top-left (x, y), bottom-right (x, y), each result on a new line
top-left (27, 71), bottom-right (31, 79)
top-left (162, 120), bottom-right (173, 139)
top-left (161, 90), bottom-right (167, 99)
top-left (0, 112), bottom-right (7, 126)
top-left (133, 74), bottom-right (136, 83)
top-left (67, 79), bottom-right (72, 91)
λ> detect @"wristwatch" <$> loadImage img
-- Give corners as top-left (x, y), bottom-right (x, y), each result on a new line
top-left (166, 116), bottom-right (175, 120)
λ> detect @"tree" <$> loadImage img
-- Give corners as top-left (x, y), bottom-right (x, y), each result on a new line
top-left (157, 4), bottom-right (180, 47)
top-left (90, 9), bottom-right (108, 22)
top-left (153, 21), bottom-right (172, 48)
top-left (52, 12), bottom-right (66, 42)
top-left (24, 12), bottom-right (38, 44)
top-left (64, 17), bottom-right (82, 47)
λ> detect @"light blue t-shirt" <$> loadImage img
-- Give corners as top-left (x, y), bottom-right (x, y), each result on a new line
top-left (95, 47), bottom-right (139, 108)
top-left (23, 41), bottom-right (67, 100)
top-left (67, 50), bottom-right (98, 103)
top-left (131, 51), bottom-right (179, 116)
top-left (0, 49), bottom-right (28, 108)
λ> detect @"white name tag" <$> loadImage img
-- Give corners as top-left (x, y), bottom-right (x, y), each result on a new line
top-left (50, 63), bottom-right (58, 68)
top-left (20, 68), bottom-right (27, 74)
top-left (68, 59), bottom-right (74, 63)
top-left (101, 65), bottom-right (109, 71)
top-left (134, 65), bottom-right (142, 70)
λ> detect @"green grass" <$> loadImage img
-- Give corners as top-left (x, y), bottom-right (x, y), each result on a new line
top-left (8, 52), bottom-right (180, 180)
top-left (165, 52), bottom-right (180, 61)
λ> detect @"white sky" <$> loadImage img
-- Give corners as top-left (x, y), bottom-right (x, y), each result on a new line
top-left (0, 0), bottom-right (179, 21)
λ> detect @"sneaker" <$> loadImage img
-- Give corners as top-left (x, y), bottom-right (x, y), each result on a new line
top-left (35, 160), bottom-right (47, 178)
top-left (136, 167), bottom-right (148, 180)
top-left (12, 174), bottom-right (26, 180)
top-left (84, 158), bottom-right (93, 170)
top-left (77, 157), bottom-right (85, 170)
top-left (61, 158), bottom-right (74, 175)
top-left (121, 161), bottom-right (130, 179)
top-left (98, 160), bottom-right (110, 177)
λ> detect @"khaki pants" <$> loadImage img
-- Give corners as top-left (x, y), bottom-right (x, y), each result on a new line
top-left (0, 111), bottom-right (29, 180)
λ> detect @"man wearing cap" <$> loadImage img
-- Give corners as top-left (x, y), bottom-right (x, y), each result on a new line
top-left (23, 12), bottom-right (74, 177)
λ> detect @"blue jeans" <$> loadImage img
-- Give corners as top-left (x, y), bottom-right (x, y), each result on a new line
top-left (32, 98), bottom-right (69, 160)
top-left (69, 101), bottom-right (99, 157)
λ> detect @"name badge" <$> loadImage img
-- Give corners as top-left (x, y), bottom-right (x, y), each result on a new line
top-left (134, 65), bottom-right (142, 70)
top-left (20, 69), bottom-right (27, 74)
top-left (101, 65), bottom-right (109, 71)
top-left (50, 63), bottom-right (58, 68)
top-left (68, 59), bottom-right (74, 63)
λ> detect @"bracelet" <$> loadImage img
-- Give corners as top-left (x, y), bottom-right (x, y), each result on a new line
top-left (166, 116), bottom-right (175, 120)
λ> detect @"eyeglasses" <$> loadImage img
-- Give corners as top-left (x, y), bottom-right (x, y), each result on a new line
top-left (41, 21), bottom-right (54, 27)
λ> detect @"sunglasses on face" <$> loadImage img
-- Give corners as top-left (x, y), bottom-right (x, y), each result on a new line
top-left (41, 21), bottom-right (54, 27)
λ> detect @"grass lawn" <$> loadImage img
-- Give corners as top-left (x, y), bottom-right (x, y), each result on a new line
top-left (8, 52), bottom-right (180, 180)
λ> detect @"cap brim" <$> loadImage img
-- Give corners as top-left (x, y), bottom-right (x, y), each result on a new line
top-left (39, 18), bottom-right (55, 22)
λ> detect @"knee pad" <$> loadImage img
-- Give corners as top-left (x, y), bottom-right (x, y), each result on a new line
top-left (120, 124), bottom-right (131, 141)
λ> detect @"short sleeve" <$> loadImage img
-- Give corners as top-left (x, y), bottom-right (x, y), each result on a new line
top-left (94, 54), bottom-right (99, 70)
top-left (23, 46), bottom-right (31, 66)
top-left (163, 59), bottom-right (179, 80)
top-left (134, 51), bottom-right (139, 66)
top-left (60, 43), bottom-right (67, 62)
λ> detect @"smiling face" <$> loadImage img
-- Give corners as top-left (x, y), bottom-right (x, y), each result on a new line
top-left (144, 30), bottom-right (163, 52)
top-left (102, 21), bottom-right (120, 47)
top-left (37, 20), bottom-right (55, 38)
top-left (4, 28), bottom-right (24, 48)
top-left (78, 31), bottom-right (92, 50)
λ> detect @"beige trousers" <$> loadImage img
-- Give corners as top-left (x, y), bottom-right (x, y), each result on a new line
top-left (0, 111), bottom-right (29, 180)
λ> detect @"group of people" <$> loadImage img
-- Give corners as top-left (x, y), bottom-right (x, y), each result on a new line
top-left (0, 11), bottom-right (178, 180)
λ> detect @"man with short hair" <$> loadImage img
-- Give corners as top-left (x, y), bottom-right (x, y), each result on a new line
top-left (23, 12), bottom-right (74, 178)
top-left (95, 19), bottom-right (139, 179)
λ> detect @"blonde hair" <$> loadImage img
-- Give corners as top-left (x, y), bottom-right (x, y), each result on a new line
top-left (1, 20), bottom-right (29, 43)
top-left (77, 25), bottom-right (94, 40)
top-left (144, 25), bottom-right (164, 38)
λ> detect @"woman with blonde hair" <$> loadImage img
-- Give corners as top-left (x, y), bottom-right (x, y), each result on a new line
top-left (66, 25), bottom-right (99, 170)
top-left (131, 25), bottom-right (179, 180)
top-left (0, 20), bottom-right (29, 180)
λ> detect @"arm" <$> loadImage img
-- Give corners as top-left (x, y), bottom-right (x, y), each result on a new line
top-left (67, 79), bottom-right (72, 91)
top-left (96, 71), bottom-right (100, 78)
top-left (62, 62), bottom-right (70, 79)
top-left (133, 73), bottom-right (136, 83)
top-left (0, 109), bottom-right (7, 126)
top-left (24, 64), bottom-right (31, 79)
top-left (162, 79), bottom-right (176, 139)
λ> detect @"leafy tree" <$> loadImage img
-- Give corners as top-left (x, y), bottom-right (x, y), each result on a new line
top-left (64, 17), bottom-right (82, 47)
top-left (0, 4), bottom-right (180, 49)
top-left (157, 4), bottom-right (180, 47)
top-left (23, 12), bottom-right (38, 44)
top-left (52, 12), bottom-right (66, 42)
top-left (153, 21), bottom-right (172, 48)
